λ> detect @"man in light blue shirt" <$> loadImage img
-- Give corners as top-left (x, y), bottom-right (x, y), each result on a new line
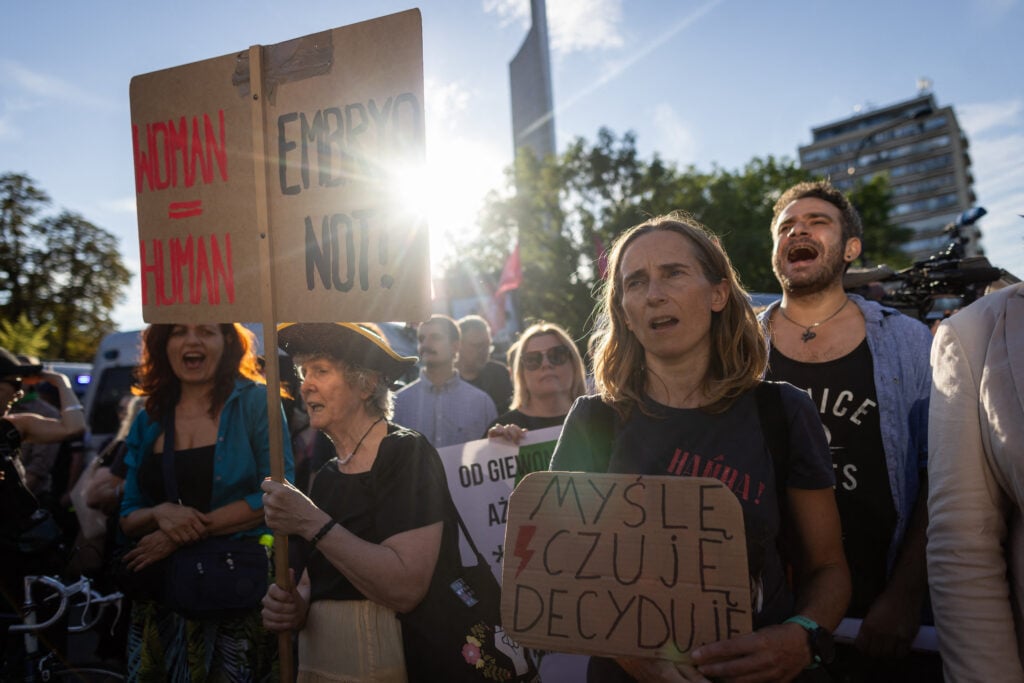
top-left (760, 180), bottom-right (934, 681)
top-left (394, 315), bottom-right (497, 448)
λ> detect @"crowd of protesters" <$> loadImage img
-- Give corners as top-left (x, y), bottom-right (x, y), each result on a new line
top-left (1, 179), bottom-right (1020, 682)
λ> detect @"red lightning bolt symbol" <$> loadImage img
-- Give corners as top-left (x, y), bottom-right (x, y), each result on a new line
top-left (513, 524), bottom-right (537, 580)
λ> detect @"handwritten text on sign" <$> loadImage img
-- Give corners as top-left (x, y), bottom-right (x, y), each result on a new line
top-left (501, 473), bottom-right (751, 660)
top-left (129, 10), bottom-right (429, 323)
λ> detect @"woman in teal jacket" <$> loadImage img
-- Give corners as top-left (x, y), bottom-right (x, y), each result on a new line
top-left (119, 323), bottom-right (294, 681)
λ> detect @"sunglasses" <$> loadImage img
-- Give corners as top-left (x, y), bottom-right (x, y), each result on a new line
top-left (522, 345), bottom-right (572, 371)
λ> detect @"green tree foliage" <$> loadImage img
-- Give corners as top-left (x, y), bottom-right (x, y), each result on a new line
top-left (0, 173), bottom-right (131, 361)
top-left (448, 129), bottom-right (902, 341)
top-left (0, 313), bottom-right (52, 357)
top-left (847, 174), bottom-right (913, 268)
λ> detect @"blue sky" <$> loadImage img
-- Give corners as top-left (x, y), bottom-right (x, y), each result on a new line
top-left (2, 0), bottom-right (1022, 331)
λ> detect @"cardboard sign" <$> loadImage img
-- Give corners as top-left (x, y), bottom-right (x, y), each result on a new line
top-left (130, 10), bottom-right (429, 324)
top-left (502, 473), bottom-right (751, 661)
top-left (436, 427), bottom-right (562, 579)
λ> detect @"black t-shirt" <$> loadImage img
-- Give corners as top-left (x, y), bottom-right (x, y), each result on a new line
top-left (306, 423), bottom-right (452, 603)
top-left (551, 386), bottom-right (835, 630)
top-left (465, 361), bottom-right (513, 416)
top-left (767, 340), bottom-right (895, 617)
top-left (136, 443), bottom-right (215, 511)
top-left (487, 409), bottom-right (566, 434)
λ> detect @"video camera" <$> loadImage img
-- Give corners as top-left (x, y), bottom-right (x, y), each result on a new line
top-left (844, 207), bottom-right (1019, 323)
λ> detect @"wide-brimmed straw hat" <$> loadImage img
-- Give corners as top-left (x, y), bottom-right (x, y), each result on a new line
top-left (0, 347), bottom-right (42, 380)
top-left (277, 323), bottom-right (417, 384)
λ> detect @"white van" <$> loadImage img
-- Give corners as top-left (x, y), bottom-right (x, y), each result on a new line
top-left (82, 331), bottom-right (144, 455)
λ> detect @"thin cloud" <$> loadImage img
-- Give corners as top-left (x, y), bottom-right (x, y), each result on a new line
top-left (0, 59), bottom-right (113, 110)
top-left (424, 78), bottom-right (472, 134)
top-left (98, 197), bottom-right (138, 215)
top-left (956, 98), bottom-right (1024, 276)
top-left (652, 103), bottom-right (697, 165)
top-left (483, 0), bottom-right (625, 54)
top-left (547, 0), bottom-right (624, 53)
top-left (958, 98), bottom-right (1022, 136)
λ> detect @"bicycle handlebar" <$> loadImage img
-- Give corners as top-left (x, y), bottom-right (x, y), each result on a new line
top-left (8, 575), bottom-right (124, 634)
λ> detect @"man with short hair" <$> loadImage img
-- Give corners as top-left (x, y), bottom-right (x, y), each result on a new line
top-left (759, 181), bottom-right (936, 680)
top-left (456, 315), bottom-right (513, 415)
top-left (394, 315), bottom-right (497, 448)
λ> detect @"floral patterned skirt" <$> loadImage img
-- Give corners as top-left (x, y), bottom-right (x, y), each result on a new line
top-left (125, 599), bottom-right (279, 683)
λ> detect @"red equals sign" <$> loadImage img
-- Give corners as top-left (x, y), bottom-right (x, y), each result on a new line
top-left (168, 200), bottom-right (203, 219)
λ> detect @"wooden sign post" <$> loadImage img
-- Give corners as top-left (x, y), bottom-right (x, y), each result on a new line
top-left (129, 10), bottom-right (429, 682)
top-left (502, 473), bottom-right (752, 665)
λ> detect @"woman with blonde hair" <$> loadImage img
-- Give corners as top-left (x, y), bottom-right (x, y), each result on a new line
top-left (549, 212), bottom-right (850, 682)
top-left (486, 321), bottom-right (586, 444)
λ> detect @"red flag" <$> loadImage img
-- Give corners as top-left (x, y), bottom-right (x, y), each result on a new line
top-left (494, 244), bottom-right (522, 297)
top-left (491, 245), bottom-right (521, 331)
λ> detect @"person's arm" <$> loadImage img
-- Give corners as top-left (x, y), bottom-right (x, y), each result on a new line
top-left (549, 397), bottom-right (605, 472)
top-left (927, 320), bottom-right (1024, 679)
top-left (691, 486), bottom-right (850, 682)
top-left (260, 478), bottom-right (441, 613)
top-left (11, 371), bottom-right (85, 443)
top-left (203, 498), bottom-right (265, 536)
top-left (856, 479), bottom-right (928, 658)
top-left (121, 501), bottom-right (210, 543)
top-left (85, 465), bottom-right (125, 515)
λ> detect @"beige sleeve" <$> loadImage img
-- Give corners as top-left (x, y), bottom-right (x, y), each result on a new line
top-left (927, 320), bottom-right (1024, 681)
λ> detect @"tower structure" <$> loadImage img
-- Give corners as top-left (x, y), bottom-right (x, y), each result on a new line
top-left (509, 0), bottom-right (556, 162)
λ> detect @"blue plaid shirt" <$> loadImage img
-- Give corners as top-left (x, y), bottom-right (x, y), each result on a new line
top-left (393, 370), bottom-right (497, 448)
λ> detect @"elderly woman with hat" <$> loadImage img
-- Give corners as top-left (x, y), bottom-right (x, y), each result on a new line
top-left (261, 323), bottom-right (452, 683)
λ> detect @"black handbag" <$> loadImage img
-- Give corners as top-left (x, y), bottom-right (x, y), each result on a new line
top-left (160, 413), bottom-right (269, 619)
top-left (398, 469), bottom-right (536, 683)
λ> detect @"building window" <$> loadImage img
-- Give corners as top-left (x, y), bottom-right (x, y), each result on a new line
top-left (892, 192), bottom-right (959, 216)
top-left (889, 154), bottom-right (952, 179)
top-left (892, 174), bottom-right (955, 197)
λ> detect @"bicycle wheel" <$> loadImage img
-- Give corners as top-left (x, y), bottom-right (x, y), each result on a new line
top-left (52, 664), bottom-right (125, 682)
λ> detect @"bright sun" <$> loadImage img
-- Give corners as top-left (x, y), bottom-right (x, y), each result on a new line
top-left (393, 136), bottom-right (507, 276)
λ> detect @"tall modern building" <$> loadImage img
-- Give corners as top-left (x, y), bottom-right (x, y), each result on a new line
top-left (798, 92), bottom-right (981, 262)
top-left (509, 0), bottom-right (556, 161)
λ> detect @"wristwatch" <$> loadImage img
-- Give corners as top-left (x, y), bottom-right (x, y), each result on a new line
top-left (784, 615), bottom-right (836, 668)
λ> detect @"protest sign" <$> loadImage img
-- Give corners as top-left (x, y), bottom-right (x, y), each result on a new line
top-left (130, 9), bottom-right (429, 324)
top-left (436, 427), bottom-right (561, 579)
top-left (502, 472), bottom-right (751, 661)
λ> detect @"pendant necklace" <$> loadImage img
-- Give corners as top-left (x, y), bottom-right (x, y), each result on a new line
top-left (337, 417), bottom-right (384, 466)
top-left (778, 297), bottom-right (850, 343)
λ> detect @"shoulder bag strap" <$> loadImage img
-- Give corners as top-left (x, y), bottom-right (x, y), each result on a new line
top-left (590, 399), bottom-right (618, 474)
top-left (161, 412), bottom-right (180, 504)
top-left (754, 381), bottom-right (794, 567)
top-left (753, 381), bottom-right (789, 493)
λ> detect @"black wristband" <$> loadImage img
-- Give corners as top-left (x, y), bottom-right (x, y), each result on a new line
top-left (310, 519), bottom-right (337, 547)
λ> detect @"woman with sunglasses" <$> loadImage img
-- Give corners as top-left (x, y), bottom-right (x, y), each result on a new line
top-left (486, 322), bottom-right (586, 444)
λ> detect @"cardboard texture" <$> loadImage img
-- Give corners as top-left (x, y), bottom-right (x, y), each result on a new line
top-left (130, 10), bottom-right (429, 324)
top-left (502, 472), bottom-right (751, 661)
